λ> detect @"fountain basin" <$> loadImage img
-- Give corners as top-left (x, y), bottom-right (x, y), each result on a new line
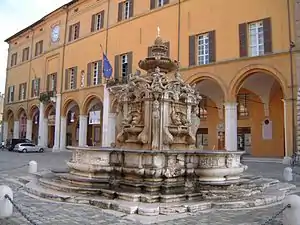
top-left (67, 146), bottom-right (247, 189)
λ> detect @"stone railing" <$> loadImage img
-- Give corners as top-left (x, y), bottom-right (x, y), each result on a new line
top-left (66, 146), bottom-right (247, 193)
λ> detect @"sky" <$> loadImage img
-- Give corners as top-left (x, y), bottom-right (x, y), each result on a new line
top-left (0, 0), bottom-right (71, 94)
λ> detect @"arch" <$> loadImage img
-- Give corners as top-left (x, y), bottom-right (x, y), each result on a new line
top-left (28, 104), bottom-right (39, 119)
top-left (16, 106), bottom-right (27, 119)
top-left (62, 98), bottom-right (80, 116)
top-left (229, 64), bottom-right (288, 99)
top-left (82, 94), bottom-right (103, 115)
top-left (184, 72), bottom-right (228, 100)
top-left (44, 103), bottom-right (55, 118)
top-left (5, 108), bottom-right (14, 121)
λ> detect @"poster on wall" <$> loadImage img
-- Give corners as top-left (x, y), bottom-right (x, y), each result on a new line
top-left (262, 119), bottom-right (272, 140)
top-left (89, 110), bottom-right (101, 125)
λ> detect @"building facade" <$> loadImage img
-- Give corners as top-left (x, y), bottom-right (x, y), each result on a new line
top-left (3, 0), bottom-right (300, 157)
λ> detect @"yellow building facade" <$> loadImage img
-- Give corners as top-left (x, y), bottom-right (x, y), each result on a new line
top-left (3, 0), bottom-right (300, 157)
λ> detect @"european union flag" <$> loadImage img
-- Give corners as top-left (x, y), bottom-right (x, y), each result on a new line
top-left (103, 53), bottom-right (113, 79)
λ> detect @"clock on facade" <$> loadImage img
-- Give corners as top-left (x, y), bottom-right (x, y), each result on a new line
top-left (51, 25), bottom-right (60, 42)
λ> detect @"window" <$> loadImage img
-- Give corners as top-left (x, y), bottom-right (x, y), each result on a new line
top-left (118, 0), bottom-right (133, 21)
top-left (65, 67), bottom-right (77, 90)
top-left (92, 61), bottom-right (100, 85)
top-left (248, 21), bottom-right (264, 57)
top-left (69, 23), bottom-right (80, 42)
top-left (237, 94), bottom-right (249, 119)
top-left (31, 78), bottom-right (40, 97)
top-left (189, 31), bottom-right (215, 67)
top-left (123, 1), bottom-right (130, 19)
top-left (197, 33), bottom-right (209, 65)
top-left (199, 96), bottom-right (208, 120)
top-left (35, 40), bottom-right (43, 56)
top-left (91, 11), bottom-right (104, 32)
top-left (10, 53), bottom-right (17, 66)
top-left (19, 83), bottom-right (26, 100)
top-left (239, 18), bottom-right (272, 57)
top-left (22, 47), bottom-right (30, 62)
top-left (121, 54), bottom-right (128, 83)
top-left (150, 0), bottom-right (169, 9)
top-left (47, 73), bottom-right (57, 91)
top-left (157, 0), bottom-right (164, 7)
top-left (8, 86), bottom-right (14, 103)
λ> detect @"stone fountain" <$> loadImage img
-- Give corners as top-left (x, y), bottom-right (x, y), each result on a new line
top-left (18, 33), bottom-right (295, 219)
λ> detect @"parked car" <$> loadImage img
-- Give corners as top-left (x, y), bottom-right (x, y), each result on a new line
top-left (14, 143), bottom-right (44, 153)
top-left (6, 138), bottom-right (32, 151)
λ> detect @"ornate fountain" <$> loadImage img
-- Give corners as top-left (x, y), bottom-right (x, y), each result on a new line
top-left (21, 32), bottom-right (295, 218)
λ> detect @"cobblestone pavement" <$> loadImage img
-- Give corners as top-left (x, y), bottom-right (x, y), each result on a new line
top-left (0, 150), bottom-right (297, 225)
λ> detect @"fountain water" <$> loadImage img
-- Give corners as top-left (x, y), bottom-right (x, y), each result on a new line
top-left (21, 34), bottom-right (295, 217)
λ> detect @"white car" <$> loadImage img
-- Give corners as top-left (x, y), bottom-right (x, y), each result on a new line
top-left (14, 143), bottom-right (44, 153)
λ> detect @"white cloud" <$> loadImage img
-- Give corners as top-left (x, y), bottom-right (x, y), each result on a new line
top-left (0, 0), bottom-right (70, 93)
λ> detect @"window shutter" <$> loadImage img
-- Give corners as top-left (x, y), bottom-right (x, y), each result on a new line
top-left (100, 11), bottom-right (105, 29)
top-left (35, 43), bottom-right (38, 56)
top-left (114, 55), bottom-right (120, 81)
top-left (189, 35), bottom-right (196, 66)
top-left (19, 84), bottom-right (21, 100)
top-left (53, 73), bottom-right (57, 91)
top-left (65, 69), bottom-right (69, 90)
top-left (150, 0), bottom-right (156, 9)
top-left (239, 23), bottom-right (248, 57)
top-left (164, 0), bottom-right (169, 4)
top-left (118, 2), bottom-right (123, 22)
top-left (127, 52), bottom-right (133, 75)
top-left (68, 25), bottom-right (72, 42)
top-left (87, 63), bottom-right (92, 86)
top-left (98, 60), bottom-right (102, 85)
top-left (263, 17), bottom-right (272, 54)
top-left (27, 48), bottom-right (30, 60)
top-left (22, 49), bottom-right (25, 62)
top-left (208, 30), bottom-right (216, 63)
top-left (11, 86), bottom-right (14, 102)
top-left (164, 41), bottom-right (170, 57)
top-left (129, 0), bottom-right (134, 18)
top-left (91, 14), bottom-right (96, 32)
top-left (46, 75), bottom-right (50, 91)
top-left (40, 41), bottom-right (43, 54)
top-left (74, 67), bottom-right (78, 89)
top-left (31, 80), bottom-right (34, 97)
top-left (24, 83), bottom-right (27, 99)
top-left (148, 46), bottom-right (152, 57)
top-left (77, 23), bottom-right (81, 39)
top-left (37, 78), bottom-right (40, 96)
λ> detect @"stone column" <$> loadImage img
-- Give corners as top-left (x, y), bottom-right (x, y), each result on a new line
top-left (13, 121), bottom-right (19, 139)
top-left (102, 85), bottom-right (110, 147)
top-left (38, 102), bottom-right (45, 146)
top-left (78, 115), bottom-right (87, 146)
top-left (108, 113), bottom-right (116, 146)
top-left (60, 117), bottom-right (67, 150)
top-left (3, 122), bottom-right (8, 142)
top-left (43, 118), bottom-right (48, 147)
top-left (224, 102), bottom-right (238, 151)
top-left (53, 94), bottom-right (61, 152)
top-left (26, 120), bottom-right (32, 140)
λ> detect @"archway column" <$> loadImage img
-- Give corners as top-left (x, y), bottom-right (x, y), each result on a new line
top-left (283, 98), bottom-right (294, 156)
top-left (13, 121), bottom-right (19, 138)
top-left (224, 102), bottom-right (238, 151)
top-left (26, 120), bottom-right (32, 140)
top-left (102, 86), bottom-right (110, 147)
top-left (79, 115), bottom-right (87, 146)
top-left (3, 122), bottom-right (8, 142)
top-left (53, 94), bottom-right (61, 152)
top-left (60, 116), bottom-right (67, 150)
top-left (38, 102), bottom-right (45, 146)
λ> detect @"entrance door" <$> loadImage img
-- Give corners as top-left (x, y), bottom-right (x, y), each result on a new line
top-left (237, 127), bottom-right (251, 154)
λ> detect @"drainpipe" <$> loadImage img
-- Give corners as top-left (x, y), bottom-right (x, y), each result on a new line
top-left (287, 0), bottom-right (296, 155)
top-left (105, 0), bottom-right (111, 54)
top-left (57, 6), bottom-right (70, 149)
top-left (177, 0), bottom-right (181, 62)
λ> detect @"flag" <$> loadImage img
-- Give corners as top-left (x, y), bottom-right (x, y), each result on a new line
top-left (103, 52), bottom-right (113, 79)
